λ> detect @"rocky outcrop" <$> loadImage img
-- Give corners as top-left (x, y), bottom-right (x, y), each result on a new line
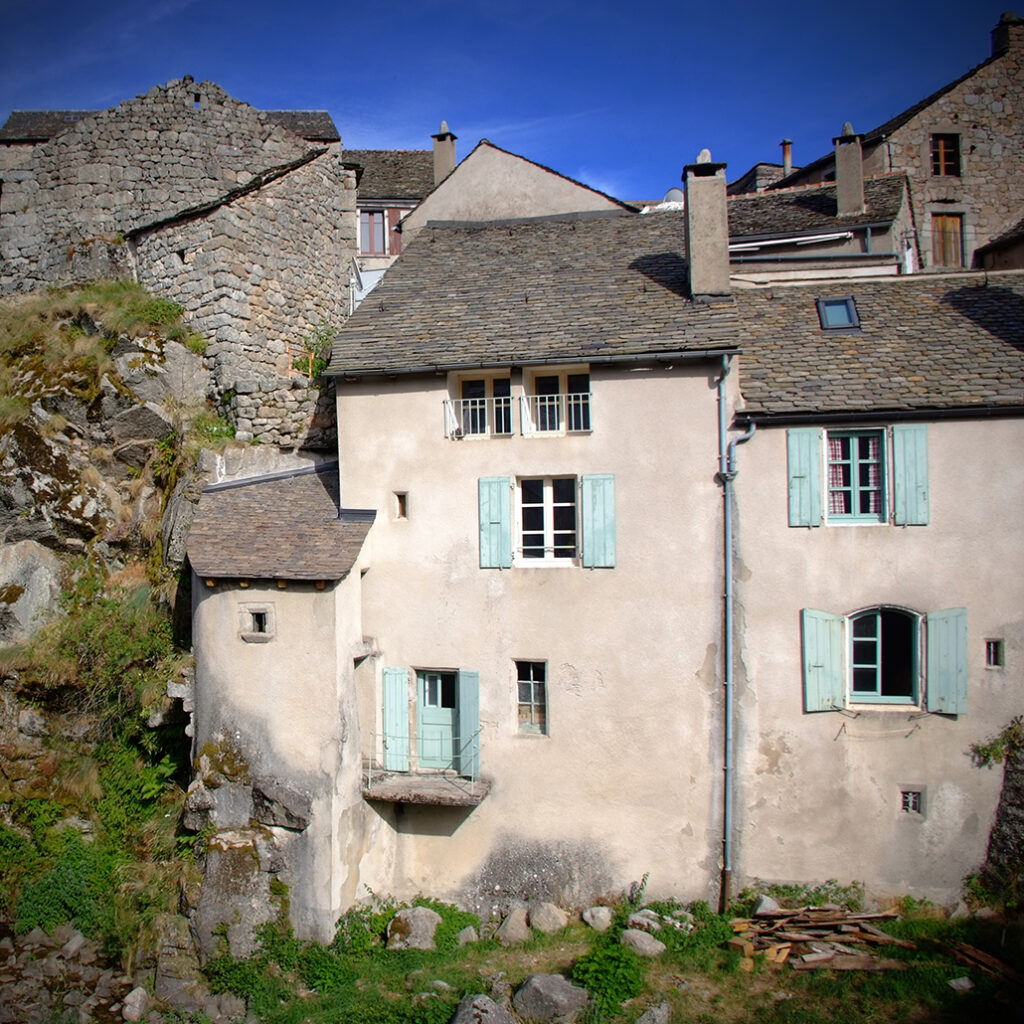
top-left (0, 540), bottom-right (62, 644)
top-left (512, 974), bottom-right (590, 1023)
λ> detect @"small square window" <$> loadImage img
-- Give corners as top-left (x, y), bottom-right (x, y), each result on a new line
top-left (816, 297), bottom-right (860, 330)
top-left (516, 661), bottom-right (547, 734)
top-left (394, 492), bottom-right (408, 519)
top-left (900, 789), bottom-right (924, 815)
top-left (240, 603), bottom-right (275, 643)
top-left (930, 134), bottom-right (960, 177)
top-left (985, 639), bottom-right (1005, 668)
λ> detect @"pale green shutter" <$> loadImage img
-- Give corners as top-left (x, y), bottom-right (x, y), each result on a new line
top-left (382, 667), bottom-right (409, 771)
top-left (787, 428), bottom-right (821, 527)
top-left (926, 607), bottom-right (967, 714)
top-left (457, 670), bottom-right (480, 778)
top-left (478, 477), bottom-right (512, 568)
top-left (893, 424), bottom-right (929, 525)
top-left (581, 474), bottom-right (616, 568)
top-left (801, 608), bottom-right (844, 712)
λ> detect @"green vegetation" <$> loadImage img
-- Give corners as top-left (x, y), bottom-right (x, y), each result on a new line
top-left (971, 714), bottom-right (1024, 768)
top-left (0, 557), bottom-right (191, 959)
top-left (299, 323), bottom-right (336, 382)
top-left (189, 886), bottom-right (1022, 1024)
top-left (730, 879), bottom-right (866, 916)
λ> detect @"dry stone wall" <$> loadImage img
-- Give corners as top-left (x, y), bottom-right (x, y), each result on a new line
top-left (0, 77), bottom-right (356, 449)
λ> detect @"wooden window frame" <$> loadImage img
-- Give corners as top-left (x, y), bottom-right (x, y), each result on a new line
top-left (931, 213), bottom-right (964, 267)
top-left (516, 660), bottom-right (548, 734)
top-left (930, 134), bottom-right (961, 177)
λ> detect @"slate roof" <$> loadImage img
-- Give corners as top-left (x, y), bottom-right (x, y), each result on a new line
top-left (727, 176), bottom-right (907, 238)
top-left (736, 271), bottom-right (1024, 418)
top-left (263, 111), bottom-right (340, 142)
top-left (326, 212), bottom-right (740, 375)
top-left (187, 462), bottom-right (373, 580)
top-left (0, 110), bottom-right (97, 141)
top-left (343, 149), bottom-right (434, 200)
top-left (0, 108), bottom-right (340, 144)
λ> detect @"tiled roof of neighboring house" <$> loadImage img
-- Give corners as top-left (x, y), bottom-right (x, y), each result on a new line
top-left (976, 213), bottom-right (1024, 256)
top-left (263, 111), bottom-right (340, 142)
top-left (727, 161), bottom-right (791, 196)
top-left (768, 49), bottom-right (1003, 188)
top-left (736, 271), bottom-right (1024, 418)
top-left (0, 110), bottom-right (97, 141)
top-left (727, 175), bottom-right (907, 237)
top-left (326, 212), bottom-right (740, 375)
top-left (187, 462), bottom-right (373, 580)
top-left (0, 108), bottom-right (339, 144)
top-left (343, 149), bottom-right (434, 200)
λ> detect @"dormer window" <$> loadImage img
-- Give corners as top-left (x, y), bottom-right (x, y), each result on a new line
top-left (816, 296), bottom-right (859, 331)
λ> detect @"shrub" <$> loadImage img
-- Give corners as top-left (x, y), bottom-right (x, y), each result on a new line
top-left (573, 944), bottom-right (645, 1012)
top-left (331, 892), bottom-right (402, 955)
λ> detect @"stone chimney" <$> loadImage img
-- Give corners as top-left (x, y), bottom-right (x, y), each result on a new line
top-left (781, 139), bottom-right (793, 177)
top-left (992, 10), bottom-right (1024, 55)
top-left (432, 121), bottom-right (457, 185)
top-left (834, 122), bottom-right (865, 217)
top-left (683, 149), bottom-right (731, 301)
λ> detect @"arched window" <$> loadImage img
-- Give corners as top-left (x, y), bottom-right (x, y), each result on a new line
top-left (850, 607), bottom-right (917, 703)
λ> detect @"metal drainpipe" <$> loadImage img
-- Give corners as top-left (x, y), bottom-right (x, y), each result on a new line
top-left (716, 353), bottom-right (756, 911)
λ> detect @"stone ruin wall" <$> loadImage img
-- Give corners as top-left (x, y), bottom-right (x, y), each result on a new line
top-left (133, 152), bottom-right (355, 449)
top-left (0, 77), bottom-right (356, 449)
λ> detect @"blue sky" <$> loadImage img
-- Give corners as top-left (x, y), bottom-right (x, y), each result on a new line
top-left (0, 0), bottom-right (1006, 200)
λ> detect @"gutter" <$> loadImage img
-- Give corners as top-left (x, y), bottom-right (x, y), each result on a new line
top-left (328, 347), bottom-right (740, 380)
top-left (729, 251), bottom-right (898, 264)
top-left (716, 356), bottom-right (755, 912)
top-left (739, 404), bottom-right (1024, 427)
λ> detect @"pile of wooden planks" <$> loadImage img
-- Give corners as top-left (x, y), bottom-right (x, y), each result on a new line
top-left (727, 905), bottom-right (915, 972)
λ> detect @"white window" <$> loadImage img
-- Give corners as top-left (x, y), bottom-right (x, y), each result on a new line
top-left (444, 375), bottom-right (512, 438)
top-left (522, 369), bottom-right (591, 435)
top-left (518, 477), bottom-right (578, 562)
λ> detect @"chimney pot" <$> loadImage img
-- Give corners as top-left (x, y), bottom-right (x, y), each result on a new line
top-left (431, 120), bottom-right (457, 185)
top-left (992, 10), bottom-right (1024, 54)
top-left (682, 151), bottom-right (730, 301)
top-left (833, 123), bottom-right (865, 217)
top-left (781, 139), bottom-right (793, 177)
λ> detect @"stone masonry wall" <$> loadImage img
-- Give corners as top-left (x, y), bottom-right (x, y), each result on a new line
top-left (870, 22), bottom-right (1024, 268)
top-left (0, 77), bottom-right (355, 448)
top-left (133, 152), bottom-right (355, 448)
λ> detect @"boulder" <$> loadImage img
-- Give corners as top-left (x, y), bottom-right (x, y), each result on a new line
top-left (637, 1001), bottom-right (671, 1024)
top-left (0, 540), bottom-right (62, 644)
top-left (494, 901), bottom-right (531, 946)
top-left (752, 894), bottom-right (782, 916)
top-left (450, 994), bottom-right (518, 1024)
top-left (108, 402), bottom-right (174, 444)
top-left (512, 974), bottom-right (589, 1022)
top-left (386, 906), bottom-right (442, 950)
top-left (582, 905), bottom-right (614, 932)
top-left (456, 925), bottom-right (479, 946)
top-left (121, 986), bottom-right (149, 1022)
top-left (528, 901), bottom-right (568, 934)
top-left (251, 778), bottom-right (311, 831)
top-left (627, 909), bottom-right (663, 933)
top-left (621, 929), bottom-right (666, 957)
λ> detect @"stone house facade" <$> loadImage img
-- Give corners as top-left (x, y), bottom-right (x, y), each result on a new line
top-left (769, 13), bottom-right (1024, 270)
top-left (185, 144), bottom-right (1024, 943)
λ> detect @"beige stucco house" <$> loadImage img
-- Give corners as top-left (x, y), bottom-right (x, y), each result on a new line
top-left (187, 141), bottom-right (1024, 942)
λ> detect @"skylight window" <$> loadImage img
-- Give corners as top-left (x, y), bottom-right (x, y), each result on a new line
top-left (816, 296), bottom-right (860, 331)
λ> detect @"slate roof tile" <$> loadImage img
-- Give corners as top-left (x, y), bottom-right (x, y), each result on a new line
top-left (736, 271), bottom-right (1024, 417)
top-left (727, 176), bottom-right (907, 237)
top-left (187, 463), bottom-right (372, 580)
top-left (327, 212), bottom-right (739, 375)
top-left (262, 111), bottom-right (340, 142)
top-left (0, 110), bottom-right (97, 141)
top-left (344, 149), bottom-right (434, 200)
